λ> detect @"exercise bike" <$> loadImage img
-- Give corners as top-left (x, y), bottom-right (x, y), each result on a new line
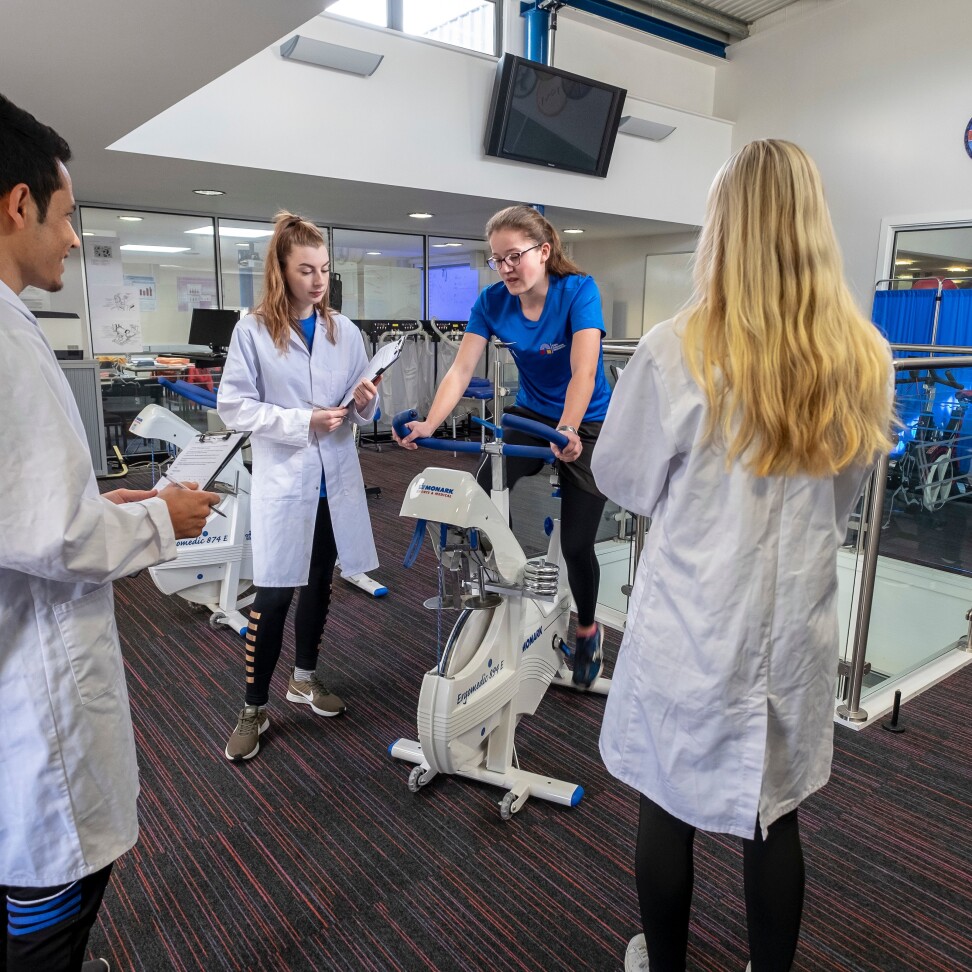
top-left (388, 409), bottom-right (609, 820)
top-left (130, 403), bottom-right (254, 636)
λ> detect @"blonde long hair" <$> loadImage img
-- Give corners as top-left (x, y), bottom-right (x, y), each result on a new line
top-left (485, 205), bottom-right (584, 278)
top-left (255, 211), bottom-right (335, 352)
top-left (682, 139), bottom-right (893, 477)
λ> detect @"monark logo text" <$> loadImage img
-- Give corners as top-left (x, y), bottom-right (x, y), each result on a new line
top-left (521, 626), bottom-right (543, 653)
top-left (456, 659), bottom-right (504, 705)
top-left (419, 484), bottom-right (455, 498)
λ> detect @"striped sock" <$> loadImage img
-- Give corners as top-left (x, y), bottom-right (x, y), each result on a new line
top-left (294, 666), bottom-right (315, 683)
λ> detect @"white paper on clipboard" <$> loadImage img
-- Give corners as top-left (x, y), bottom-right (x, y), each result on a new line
top-left (338, 335), bottom-right (405, 407)
top-left (163, 430), bottom-right (250, 490)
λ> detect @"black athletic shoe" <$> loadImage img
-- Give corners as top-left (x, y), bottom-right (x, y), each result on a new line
top-left (572, 624), bottom-right (602, 687)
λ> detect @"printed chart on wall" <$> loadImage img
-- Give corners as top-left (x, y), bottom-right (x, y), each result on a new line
top-left (177, 276), bottom-right (218, 312)
top-left (90, 284), bottom-right (143, 354)
top-left (124, 274), bottom-right (158, 312)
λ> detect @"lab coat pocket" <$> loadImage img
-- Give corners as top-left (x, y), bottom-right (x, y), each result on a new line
top-left (53, 585), bottom-right (122, 705)
top-left (252, 442), bottom-right (304, 500)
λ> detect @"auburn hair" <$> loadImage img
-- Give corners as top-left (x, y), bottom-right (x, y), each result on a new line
top-left (682, 139), bottom-right (894, 477)
top-left (255, 211), bottom-right (334, 352)
top-left (485, 205), bottom-right (584, 278)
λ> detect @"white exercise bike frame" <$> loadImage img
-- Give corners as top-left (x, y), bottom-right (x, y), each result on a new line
top-left (388, 409), bottom-right (609, 820)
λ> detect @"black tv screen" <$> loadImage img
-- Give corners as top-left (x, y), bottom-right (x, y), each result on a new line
top-left (484, 54), bottom-right (626, 178)
top-left (188, 308), bottom-right (240, 351)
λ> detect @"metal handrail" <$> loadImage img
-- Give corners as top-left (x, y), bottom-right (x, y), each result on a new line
top-left (601, 340), bottom-right (972, 722)
top-left (838, 351), bottom-right (972, 722)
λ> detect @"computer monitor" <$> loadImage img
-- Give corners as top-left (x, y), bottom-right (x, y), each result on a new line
top-left (188, 308), bottom-right (240, 353)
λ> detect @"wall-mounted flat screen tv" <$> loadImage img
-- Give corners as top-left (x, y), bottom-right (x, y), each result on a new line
top-left (484, 53), bottom-right (626, 178)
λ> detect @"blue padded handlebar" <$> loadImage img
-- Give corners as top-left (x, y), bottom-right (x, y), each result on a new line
top-left (392, 408), bottom-right (559, 460)
top-left (159, 376), bottom-right (218, 409)
top-left (393, 409), bottom-right (483, 453)
top-left (501, 413), bottom-right (569, 450)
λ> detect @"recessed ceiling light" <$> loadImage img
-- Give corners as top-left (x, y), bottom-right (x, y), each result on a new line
top-left (159, 264), bottom-right (181, 268)
top-left (366, 251), bottom-right (382, 256)
top-left (408, 212), bottom-right (434, 219)
top-left (82, 231), bottom-right (94, 237)
top-left (894, 259), bottom-right (914, 266)
top-left (193, 189), bottom-right (225, 196)
top-left (432, 242), bottom-right (463, 248)
top-left (118, 215), bottom-right (143, 222)
top-left (119, 244), bottom-right (191, 253)
top-left (946, 266), bottom-right (969, 273)
top-left (563, 228), bottom-right (585, 234)
top-left (186, 226), bottom-right (273, 239)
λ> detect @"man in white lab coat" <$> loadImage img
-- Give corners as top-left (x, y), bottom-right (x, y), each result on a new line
top-left (0, 93), bottom-right (218, 972)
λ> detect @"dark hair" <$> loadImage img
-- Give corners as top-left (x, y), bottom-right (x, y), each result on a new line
top-left (484, 205), bottom-right (584, 278)
top-left (0, 93), bottom-right (72, 220)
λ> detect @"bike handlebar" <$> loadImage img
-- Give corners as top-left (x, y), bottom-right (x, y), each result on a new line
top-left (392, 409), bottom-right (568, 459)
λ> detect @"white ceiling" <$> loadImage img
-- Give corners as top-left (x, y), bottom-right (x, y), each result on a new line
top-left (0, 0), bottom-right (719, 243)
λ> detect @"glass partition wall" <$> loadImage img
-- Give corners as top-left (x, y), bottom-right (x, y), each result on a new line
top-left (79, 209), bottom-right (219, 350)
top-left (840, 354), bottom-right (972, 717)
top-left (216, 219), bottom-right (275, 313)
top-left (331, 228), bottom-right (424, 319)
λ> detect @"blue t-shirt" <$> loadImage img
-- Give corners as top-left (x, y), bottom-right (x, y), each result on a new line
top-left (299, 312), bottom-right (327, 498)
top-left (299, 312), bottom-right (316, 352)
top-left (466, 274), bottom-right (611, 423)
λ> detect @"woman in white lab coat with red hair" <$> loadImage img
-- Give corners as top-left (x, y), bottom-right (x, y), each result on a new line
top-left (218, 211), bottom-right (379, 763)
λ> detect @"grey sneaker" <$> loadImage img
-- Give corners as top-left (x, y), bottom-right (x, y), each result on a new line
top-left (625, 934), bottom-right (649, 972)
top-left (286, 673), bottom-right (346, 716)
top-left (225, 704), bottom-right (268, 761)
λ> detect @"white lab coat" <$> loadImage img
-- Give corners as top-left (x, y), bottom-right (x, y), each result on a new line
top-left (0, 281), bottom-right (176, 886)
top-left (593, 319), bottom-right (875, 839)
top-left (217, 311), bottom-right (378, 586)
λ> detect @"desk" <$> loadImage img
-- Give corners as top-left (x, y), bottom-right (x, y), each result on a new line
top-left (101, 381), bottom-right (165, 452)
top-left (123, 362), bottom-right (189, 377)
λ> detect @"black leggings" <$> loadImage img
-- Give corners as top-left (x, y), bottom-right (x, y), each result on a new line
top-left (244, 497), bottom-right (338, 707)
top-left (636, 796), bottom-right (804, 972)
top-left (3, 864), bottom-right (113, 972)
top-left (476, 448), bottom-right (605, 627)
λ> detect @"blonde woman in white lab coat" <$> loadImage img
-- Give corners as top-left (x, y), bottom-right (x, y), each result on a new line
top-left (593, 141), bottom-right (894, 972)
top-left (218, 212), bottom-right (379, 762)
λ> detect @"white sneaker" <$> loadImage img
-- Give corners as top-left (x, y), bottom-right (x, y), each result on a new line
top-left (625, 933), bottom-right (650, 972)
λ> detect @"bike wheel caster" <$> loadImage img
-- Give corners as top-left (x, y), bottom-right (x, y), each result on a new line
top-left (408, 765), bottom-right (427, 793)
top-left (208, 611), bottom-right (226, 630)
top-left (499, 792), bottom-right (517, 821)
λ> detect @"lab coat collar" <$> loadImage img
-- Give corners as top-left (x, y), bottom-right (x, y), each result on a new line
top-left (0, 278), bottom-right (37, 325)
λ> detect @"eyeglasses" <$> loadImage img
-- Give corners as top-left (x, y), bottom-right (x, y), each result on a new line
top-left (487, 242), bottom-right (541, 271)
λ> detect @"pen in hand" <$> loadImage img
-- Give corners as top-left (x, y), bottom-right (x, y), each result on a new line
top-left (164, 475), bottom-right (227, 517)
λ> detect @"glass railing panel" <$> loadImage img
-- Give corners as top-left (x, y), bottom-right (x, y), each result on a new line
top-left (858, 357), bottom-right (972, 701)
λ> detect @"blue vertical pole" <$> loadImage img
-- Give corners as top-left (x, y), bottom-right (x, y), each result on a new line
top-left (522, 3), bottom-right (549, 64)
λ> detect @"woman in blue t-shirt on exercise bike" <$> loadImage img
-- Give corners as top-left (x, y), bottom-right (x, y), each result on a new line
top-left (395, 204), bottom-right (612, 686)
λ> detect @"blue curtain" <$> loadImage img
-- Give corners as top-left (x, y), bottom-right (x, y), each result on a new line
top-left (934, 290), bottom-right (972, 347)
top-left (871, 289), bottom-right (937, 346)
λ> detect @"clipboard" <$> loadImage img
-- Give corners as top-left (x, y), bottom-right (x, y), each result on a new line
top-left (162, 429), bottom-right (251, 491)
top-left (338, 335), bottom-right (405, 407)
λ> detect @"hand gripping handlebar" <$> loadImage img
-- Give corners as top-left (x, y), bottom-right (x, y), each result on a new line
top-left (392, 409), bottom-right (568, 460)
